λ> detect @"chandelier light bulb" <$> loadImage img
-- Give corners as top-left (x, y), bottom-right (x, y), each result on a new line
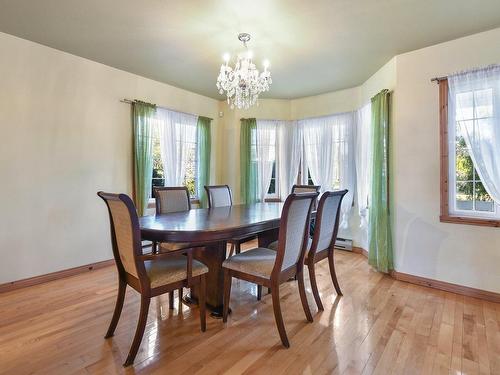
top-left (247, 50), bottom-right (253, 59)
top-left (263, 59), bottom-right (270, 69)
top-left (223, 53), bottom-right (230, 63)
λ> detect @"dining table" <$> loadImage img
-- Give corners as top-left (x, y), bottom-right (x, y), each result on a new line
top-left (139, 202), bottom-right (285, 317)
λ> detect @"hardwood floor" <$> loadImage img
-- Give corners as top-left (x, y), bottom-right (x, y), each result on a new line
top-left (1, 245), bottom-right (499, 375)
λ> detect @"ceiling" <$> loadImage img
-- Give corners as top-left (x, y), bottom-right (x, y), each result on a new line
top-left (1, 0), bottom-right (500, 99)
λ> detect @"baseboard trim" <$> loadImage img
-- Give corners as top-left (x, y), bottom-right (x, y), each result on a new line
top-left (0, 259), bottom-right (115, 293)
top-left (352, 246), bottom-right (368, 257)
top-left (390, 270), bottom-right (500, 303)
top-left (350, 246), bottom-right (500, 303)
top-left (3, 248), bottom-right (499, 303)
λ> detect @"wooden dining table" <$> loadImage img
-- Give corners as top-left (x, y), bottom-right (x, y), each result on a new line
top-left (139, 202), bottom-right (285, 317)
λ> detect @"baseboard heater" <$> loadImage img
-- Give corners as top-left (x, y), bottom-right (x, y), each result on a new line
top-left (334, 237), bottom-right (353, 251)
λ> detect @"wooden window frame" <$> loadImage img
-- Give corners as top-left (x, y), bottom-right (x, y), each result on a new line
top-left (439, 79), bottom-right (500, 227)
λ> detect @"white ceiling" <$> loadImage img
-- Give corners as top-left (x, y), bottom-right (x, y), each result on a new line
top-left (1, 0), bottom-right (500, 99)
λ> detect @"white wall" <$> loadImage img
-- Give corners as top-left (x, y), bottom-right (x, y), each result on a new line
top-left (0, 32), bottom-right (220, 284)
top-left (393, 28), bottom-right (500, 293)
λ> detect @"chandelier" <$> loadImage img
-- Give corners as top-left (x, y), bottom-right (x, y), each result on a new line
top-left (216, 33), bottom-right (272, 110)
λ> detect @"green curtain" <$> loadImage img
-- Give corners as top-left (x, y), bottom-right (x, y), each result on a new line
top-left (240, 118), bottom-right (258, 204)
top-left (133, 101), bottom-right (156, 216)
top-left (368, 90), bottom-right (394, 273)
top-left (196, 116), bottom-right (212, 208)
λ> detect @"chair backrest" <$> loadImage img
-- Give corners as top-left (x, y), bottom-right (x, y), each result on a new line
top-left (291, 184), bottom-right (321, 209)
top-left (291, 184), bottom-right (321, 194)
top-left (154, 186), bottom-right (191, 214)
top-left (97, 192), bottom-right (145, 280)
top-left (274, 192), bottom-right (318, 273)
top-left (205, 185), bottom-right (233, 208)
top-left (309, 190), bottom-right (348, 257)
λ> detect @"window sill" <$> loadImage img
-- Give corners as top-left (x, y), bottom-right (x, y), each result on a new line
top-left (440, 214), bottom-right (500, 228)
top-left (264, 198), bottom-right (281, 203)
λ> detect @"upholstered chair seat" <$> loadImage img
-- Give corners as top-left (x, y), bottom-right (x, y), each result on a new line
top-left (145, 256), bottom-right (208, 288)
top-left (222, 248), bottom-right (276, 279)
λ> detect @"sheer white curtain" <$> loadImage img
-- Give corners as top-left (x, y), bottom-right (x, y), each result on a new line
top-left (277, 120), bottom-right (302, 199)
top-left (355, 102), bottom-right (373, 231)
top-left (354, 102), bottom-right (373, 249)
top-left (156, 108), bottom-right (198, 186)
top-left (448, 65), bottom-right (500, 205)
top-left (300, 112), bottom-right (355, 227)
top-left (256, 120), bottom-right (277, 202)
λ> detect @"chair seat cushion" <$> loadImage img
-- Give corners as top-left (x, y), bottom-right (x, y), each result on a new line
top-left (145, 256), bottom-right (208, 288)
top-left (159, 242), bottom-right (192, 252)
top-left (222, 247), bottom-right (276, 279)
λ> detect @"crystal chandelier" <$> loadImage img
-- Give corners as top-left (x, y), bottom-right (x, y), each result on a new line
top-left (216, 33), bottom-right (272, 110)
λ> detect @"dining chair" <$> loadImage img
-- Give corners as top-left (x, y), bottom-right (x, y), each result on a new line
top-left (261, 190), bottom-right (347, 310)
top-left (205, 185), bottom-right (256, 256)
top-left (153, 186), bottom-right (197, 309)
top-left (253, 184), bottom-right (320, 301)
top-left (222, 192), bottom-right (318, 348)
top-left (305, 190), bottom-right (348, 310)
top-left (98, 192), bottom-right (208, 367)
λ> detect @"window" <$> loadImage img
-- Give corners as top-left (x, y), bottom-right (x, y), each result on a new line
top-left (151, 125), bottom-right (164, 195)
top-left (250, 126), bottom-right (279, 199)
top-left (151, 112), bottom-right (199, 199)
top-left (439, 79), bottom-right (500, 225)
top-left (180, 122), bottom-right (198, 198)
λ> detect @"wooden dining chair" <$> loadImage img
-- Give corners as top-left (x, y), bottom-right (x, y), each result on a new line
top-left (98, 192), bottom-right (208, 367)
top-left (263, 190), bottom-right (348, 308)
top-left (305, 190), bottom-right (348, 310)
top-left (205, 185), bottom-right (256, 256)
top-left (222, 192), bottom-right (318, 348)
top-left (153, 186), bottom-right (197, 309)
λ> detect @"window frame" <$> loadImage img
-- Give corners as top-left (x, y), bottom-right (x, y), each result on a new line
top-left (439, 79), bottom-right (500, 227)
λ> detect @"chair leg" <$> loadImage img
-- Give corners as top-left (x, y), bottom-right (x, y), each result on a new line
top-left (297, 269), bottom-right (313, 322)
top-left (168, 291), bottom-right (174, 309)
top-left (257, 285), bottom-right (262, 301)
top-left (223, 269), bottom-right (232, 323)
top-left (178, 288), bottom-right (183, 310)
top-left (308, 262), bottom-right (324, 311)
top-left (105, 278), bottom-right (126, 338)
top-left (199, 275), bottom-right (206, 332)
top-left (123, 296), bottom-right (150, 367)
top-left (270, 284), bottom-right (290, 348)
top-left (328, 250), bottom-right (343, 296)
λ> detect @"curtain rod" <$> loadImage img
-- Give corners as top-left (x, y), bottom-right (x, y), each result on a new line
top-left (120, 99), bottom-right (213, 120)
top-left (430, 76), bottom-right (447, 83)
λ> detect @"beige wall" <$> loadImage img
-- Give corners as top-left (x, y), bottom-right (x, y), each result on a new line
top-left (0, 32), bottom-right (220, 284)
top-left (393, 28), bottom-right (500, 293)
top-left (290, 86), bottom-right (360, 119)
